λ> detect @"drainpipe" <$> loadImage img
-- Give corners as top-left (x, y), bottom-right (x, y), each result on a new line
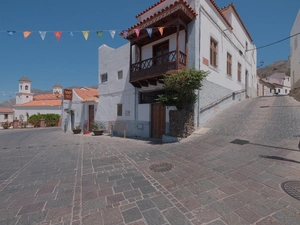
top-left (197, 7), bottom-right (201, 128)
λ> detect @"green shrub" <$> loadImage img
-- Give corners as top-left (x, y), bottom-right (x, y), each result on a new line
top-left (28, 113), bottom-right (60, 127)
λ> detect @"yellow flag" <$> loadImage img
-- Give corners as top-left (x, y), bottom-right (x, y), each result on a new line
top-left (23, 31), bottom-right (32, 39)
top-left (82, 31), bottom-right (90, 40)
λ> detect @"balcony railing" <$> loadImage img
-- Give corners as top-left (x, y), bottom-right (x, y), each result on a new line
top-left (130, 50), bottom-right (187, 82)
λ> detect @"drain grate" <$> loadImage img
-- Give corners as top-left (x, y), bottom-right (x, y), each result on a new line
top-left (149, 162), bottom-right (174, 173)
top-left (281, 181), bottom-right (300, 201)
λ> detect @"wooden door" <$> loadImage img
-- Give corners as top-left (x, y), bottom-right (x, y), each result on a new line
top-left (88, 105), bottom-right (94, 131)
top-left (151, 104), bottom-right (166, 139)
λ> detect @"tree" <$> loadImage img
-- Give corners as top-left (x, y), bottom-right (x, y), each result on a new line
top-left (156, 68), bottom-right (209, 110)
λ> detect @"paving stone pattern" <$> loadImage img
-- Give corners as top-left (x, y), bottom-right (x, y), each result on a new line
top-left (0, 96), bottom-right (300, 224)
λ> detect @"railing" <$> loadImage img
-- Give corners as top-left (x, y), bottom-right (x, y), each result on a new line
top-left (130, 51), bottom-right (187, 82)
top-left (200, 89), bottom-right (246, 112)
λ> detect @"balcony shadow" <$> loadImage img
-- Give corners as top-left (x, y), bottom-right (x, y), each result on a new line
top-left (230, 139), bottom-right (299, 152)
top-left (259, 155), bottom-right (300, 164)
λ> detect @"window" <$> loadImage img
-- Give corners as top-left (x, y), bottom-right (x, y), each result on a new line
top-left (20, 85), bottom-right (22, 90)
top-left (118, 70), bottom-right (123, 80)
top-left (278, 89), bottom-right (281, 93)
top-left (26, 96), bottom-right (28, 98)
top-left (153, 41), bottom-right (169, 65)
top-left (25, 85), bottom-right (28, 90)
top-left (4, 114), bottom-right (8, 119)
top-left (210, 38), bottom-right (218, 67)
top-left (117, 104), bottom-right (122, 116)
top-left (227, 52), bottom-right (232, 76)
top-left (270, 89), bottom-right (272, 93)
top-left (101, 73), bottom-right (108, 83)
top-left (285, 89), bottom-right (287, 94)
top-left (237, 63), bottom-right (241, 82)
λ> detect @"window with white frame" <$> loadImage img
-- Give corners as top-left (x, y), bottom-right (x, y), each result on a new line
top-left (237, 62), bottom-right (241, 82)
top-left (210, 38), bottom-right (218, 68)
top-left (118, 70), bottom-right (123, 80)
top-left (227, 52), bottom-right (232, 76)
top-left (101, 73), bottom-right (108, 83)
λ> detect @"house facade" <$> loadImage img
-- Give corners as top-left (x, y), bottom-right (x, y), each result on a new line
top-left (61, 87), bottom-right (98, 133)
top-left (0, 108), bottom-right (14, 123)
top-left (291, 9), bottom-right (300, 89)
top-left (13, 77), bottom-right (62, 122)
top-left (96, 0), bottom-right (257, 139)
top-left (262, 73), bottom-right (291, 95)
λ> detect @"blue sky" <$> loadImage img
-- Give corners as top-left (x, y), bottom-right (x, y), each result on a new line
top-left (0, 0), bottom-right (299, 103)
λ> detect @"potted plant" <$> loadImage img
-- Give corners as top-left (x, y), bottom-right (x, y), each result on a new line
top-left (92, 122), bottom-right (104, 136)
top-left (72, 125), bottom-right (82, 134)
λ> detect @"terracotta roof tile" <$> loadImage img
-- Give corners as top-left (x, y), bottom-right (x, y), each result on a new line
top-left (14, 100), bottom-right (61, 107)
top-left (33, 94), bottom-right (62, 100)
top-left (136, 0), bottom-right (166, 18)
top-left (74, 88), bottom-right (99, 102)
top-left (0, 108), bottom-right (14, 113)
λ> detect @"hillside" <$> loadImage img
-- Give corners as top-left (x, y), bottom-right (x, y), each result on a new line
top-left (258, 60), bottom-right (290, 78)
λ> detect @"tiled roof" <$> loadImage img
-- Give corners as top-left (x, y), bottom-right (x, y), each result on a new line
top-left (0, 108), bottom-right (14, 113)
top-left (74, 87), bottom-right (99, 102)
top-left (53, 83), bottom-right (63, 88)
top-left (221, 3), bottom-right (252, 41)
top-left (14, 100), bottom-right (61, 107)
top-left (33, 94), bottom-right (62, 100)
top-left (134, 0), bottom-right (232, 29)
top-left (18, 76), bottom-right (31, 82)
top-left (126, 0), bottom-right (198, 32)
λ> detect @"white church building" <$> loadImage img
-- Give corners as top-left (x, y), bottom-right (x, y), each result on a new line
top-left (96, 0), bottom-right (257, 139)
top-left (13, 76), bottom-right (63, 122)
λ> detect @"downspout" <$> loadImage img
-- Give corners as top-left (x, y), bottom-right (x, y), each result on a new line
top-left (197, 6), bottom-right (201, 128)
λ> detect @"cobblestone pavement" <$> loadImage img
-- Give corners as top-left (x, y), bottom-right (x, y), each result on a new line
top-left (0, 95), bottom-right (300, 225)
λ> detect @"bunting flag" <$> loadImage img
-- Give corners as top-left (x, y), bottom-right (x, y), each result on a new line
top-left (39, 31), bottom-right (47, 40)
top-left (69, 31), bottom-right (74, 38)
top-left (23, 31), bottom-right (32, 39)
top-left (158, 27), bottom-right (164, 36)
top-left (54, 31), bottom-right (62, 41)
top-left (134, 28), bottom-right (140, 37)
top-left (96, 31), bottom-right (103, 39)
top-left (109, 30), bottom-right (116, 39)
top-left (7, 31), bottom-right (16, 36)
top-left (82, 31), bottom-right (89, 40)
top-left (146, 28), bottom-right (152, 38)
top-left (122, 30), bottom-right (128, 39)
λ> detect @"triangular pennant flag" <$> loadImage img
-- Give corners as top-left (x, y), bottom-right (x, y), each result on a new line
top-left (134, 28), bottom-right (140, 37)
top-left (54, 31), bottom-right (62, 41)
top-left (82, 31), bottom-right (89, 40)
top-left (39, 31), bottom-right (47, 40)
top-left (109, 30), bottom-right (116, 39)
top-left (96, 31), bottom-right (103, 39)
top-left (23, 31), bottom-right (32, 39)
top-left (7, 31), bottom-right (16, 36)
top-left (146, 28), bottom-right (152, 38)
top-left (122, 30), bottom-right (128, 39)
top-left (69, 31), bottom-right (74, 38)
top-left (158, 27), bottom-right (164, 36)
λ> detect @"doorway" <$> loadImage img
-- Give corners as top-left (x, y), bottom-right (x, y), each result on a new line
top-left (88, 105), bottom-right (94, 131)
top-left (151, 104), bottom-right (166, 139)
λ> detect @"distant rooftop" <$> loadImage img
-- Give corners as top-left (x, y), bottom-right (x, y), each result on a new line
top-left (18, 76), bottom-right (31, 82)
top-left (53, 83), bottom-right (63, 88)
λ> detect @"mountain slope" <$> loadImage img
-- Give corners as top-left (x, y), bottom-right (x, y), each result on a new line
top-left (258, 60), bottom-right (290, 78)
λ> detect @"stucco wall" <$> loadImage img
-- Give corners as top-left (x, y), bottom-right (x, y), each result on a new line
top-left (291, 10), bottom-right (300, 89)
top-left (0, 112), bottom-right (14, 123)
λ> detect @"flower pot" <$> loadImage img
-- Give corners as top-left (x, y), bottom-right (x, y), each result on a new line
top-left (72, 129), bottom-right (82, 134)
top-left (92, 129), bottom-right (104, 136)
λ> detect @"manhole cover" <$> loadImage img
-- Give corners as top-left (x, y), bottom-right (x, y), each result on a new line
top-left (281, 181), bottom-right (300, 201)
top-left (149, 162), bottom-right (173, 173)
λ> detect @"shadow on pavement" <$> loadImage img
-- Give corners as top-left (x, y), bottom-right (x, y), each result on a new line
top-left (259, 155), bottom-right (300, 164)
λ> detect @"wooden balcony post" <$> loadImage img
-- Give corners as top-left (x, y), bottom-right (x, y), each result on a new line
top-left (176, 23), bottom-right (180, 70)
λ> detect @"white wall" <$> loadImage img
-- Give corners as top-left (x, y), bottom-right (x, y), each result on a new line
top-left (291, 10), bottom-right (300, 89)
top-left (0, 112), bottom-right (14, 123)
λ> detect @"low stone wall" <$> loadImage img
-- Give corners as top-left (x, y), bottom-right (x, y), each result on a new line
top-left (169, 109), bottom-right (194, 138)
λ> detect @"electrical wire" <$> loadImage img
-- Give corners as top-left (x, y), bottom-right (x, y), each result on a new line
top-left (246, 31), bottom-right (300, 52)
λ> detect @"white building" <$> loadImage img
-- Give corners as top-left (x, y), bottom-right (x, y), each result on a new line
top-left (96, 0), bottom-right (257, 139)
top-left (61, 87), bottom-right (98, 133)
top-left (0, 108), bottom-right (14, 123)
top-left (263, 73), bottom-right (291, 95)
top-left (13, 77), bottom-right (63, 122)
top-left (291, 9), bottom-right (300, 89)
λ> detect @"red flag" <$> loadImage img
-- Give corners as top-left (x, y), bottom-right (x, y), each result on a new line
top-left (54, 31), bottom-right (62, 41)
top-left (134, 28), bottom-right (140, 37)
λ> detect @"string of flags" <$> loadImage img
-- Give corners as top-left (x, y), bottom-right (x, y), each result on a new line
top-left (3, 27), bottom-right (166, 41)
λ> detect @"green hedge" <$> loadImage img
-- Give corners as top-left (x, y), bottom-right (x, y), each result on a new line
top-left (28, 113), bottom-right (60, 127)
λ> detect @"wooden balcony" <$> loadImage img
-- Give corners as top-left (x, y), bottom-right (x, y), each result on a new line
top-left (130, 51), bottom-right (187, 87)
